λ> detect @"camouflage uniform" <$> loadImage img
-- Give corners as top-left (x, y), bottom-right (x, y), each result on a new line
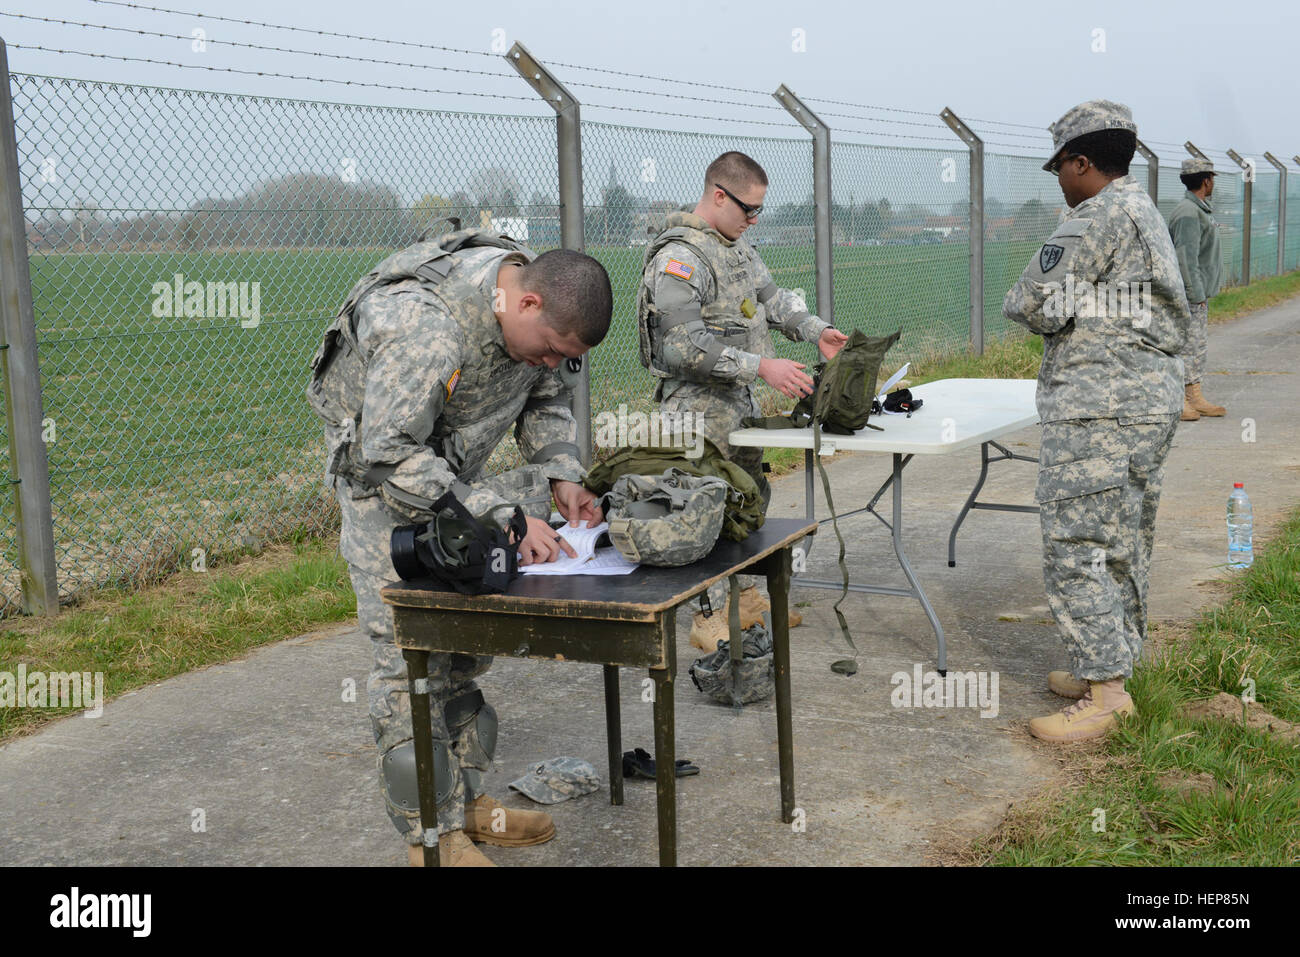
top-left (308, 242), bottom-right (584, 843)
top-left (639, 211), bottom-right (830, 610)
top-left (1167, 158), bottom-right (1223, 386)
top-left (1003, 101), bottom-right (1189, 681)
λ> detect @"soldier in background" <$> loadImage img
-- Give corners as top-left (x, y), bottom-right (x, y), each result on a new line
top-left (637, 151), bottom-right (848, 650)
top-left (308, 231), bottom-right (612, 864)
top-left (1167, 157), bottom-right (1227, 421)
top-left (1003, 101), bottom-right (1189, 743)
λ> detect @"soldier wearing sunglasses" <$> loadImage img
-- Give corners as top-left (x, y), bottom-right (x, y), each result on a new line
top-left (636, 150), bottom-right (849, 650)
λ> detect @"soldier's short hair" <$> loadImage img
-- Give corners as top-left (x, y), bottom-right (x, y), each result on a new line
top-left (1061, 129), bottom-right (1137, 177)
top-left (521, 249), bottom-right (613, 347)
top-left (705, 151), bottom-right (768, 194)
top-left (1179, 171), bottom-right (1214, 191)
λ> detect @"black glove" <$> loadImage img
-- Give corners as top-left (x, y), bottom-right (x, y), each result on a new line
top-left (621, 747), bottom-right (700, 779)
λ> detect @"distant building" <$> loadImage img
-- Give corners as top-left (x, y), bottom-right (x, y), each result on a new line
top-left (490, 217), bottom-right (529, 241)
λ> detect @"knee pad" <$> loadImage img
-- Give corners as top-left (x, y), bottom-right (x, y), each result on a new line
top-left (444, 690), bottom-right (498, 767)
top-left (445, 690), bottom-right (498, 799)
top-left (379, 738), bottom-right (454, 813)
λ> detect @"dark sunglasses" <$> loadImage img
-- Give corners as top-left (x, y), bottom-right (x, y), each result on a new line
top-left (1047, 153), bottom-right (1087, 177)
top-left (715, 182), bottom-right (763, 219)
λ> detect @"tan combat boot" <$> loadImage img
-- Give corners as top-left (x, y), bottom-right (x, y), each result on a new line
top-left (690, 602), bottom-right (730, 653)
top-left (1047, 671), bottom-right (1089, 699)
top-left (463, 794), bottom-right (556, 847)
top-left (1029, 678), bottom-right (1136, 742)
top-left (407, 830), bottom-right (495, 867)
top-left (1187, 382), bottom-right (1225, 416)
top-left (737, 585), bottom-right (803, 630)
top-left (1181, 389), bottom-right (1200, 422)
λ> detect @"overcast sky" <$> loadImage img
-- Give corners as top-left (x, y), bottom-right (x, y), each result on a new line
top-left (2, 0), bottom-right (1295, 168)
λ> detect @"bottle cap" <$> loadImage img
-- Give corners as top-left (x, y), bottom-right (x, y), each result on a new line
top-left (1233, 482), bottom-right (1244, 488)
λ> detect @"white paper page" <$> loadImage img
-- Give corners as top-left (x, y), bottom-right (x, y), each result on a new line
top-left (876, 362), bottom-right (910, 402)
top-left (519, 522), bottom-right (640, 576)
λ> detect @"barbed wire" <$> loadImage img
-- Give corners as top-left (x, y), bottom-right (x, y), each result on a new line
top-left (84, 0), bottom-right (498, 58)
top-left (963, 114), bottom-right (1045, 131)
top-left (6, 44), bottom-right (538, 102)
top-left (25, 6), bottom-right (957, 132)
top-left (0, 10), bottom-right (514, 81)
top-left (969, 127), bottom-right (1049, 143)
top-left (800, 95), bottom-right (935, 119)
top-left (17, 4), bottom-right (1278, 157)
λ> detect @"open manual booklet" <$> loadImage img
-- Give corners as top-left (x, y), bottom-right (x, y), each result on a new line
top-left (518, 521), bottom-right (639, 576)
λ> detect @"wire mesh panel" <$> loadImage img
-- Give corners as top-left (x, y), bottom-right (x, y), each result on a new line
top-left (0, 376), bottom-right (13, 612)
top-left (1249, 170), bottom-right (1279, 281)
top-left (832, 141), bottom-right (971, 366)
top-left (580, 121), bottom-right (813, 427)
top-left (982, 151), bottom-right (1066, 338)
top-left (1211, 170), bottom-right (1245, 286)
top-left (9, 71), bottom-right (555, 607)
top-left (1287, 172), bottom-right (1300, 273)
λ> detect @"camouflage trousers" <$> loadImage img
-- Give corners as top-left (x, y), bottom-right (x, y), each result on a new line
top-left (1035, 414), bottom-right (1178, 681)
top-left (334, 477), bottom-right (492, 842)
top-left (1183, 301), bottom-right (1208, 385)
top-left (661, 381), bottom-right (773, 614)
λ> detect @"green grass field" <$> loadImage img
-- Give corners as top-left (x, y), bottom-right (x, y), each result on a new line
top-left (0, 239), bottom-right (1040, 611)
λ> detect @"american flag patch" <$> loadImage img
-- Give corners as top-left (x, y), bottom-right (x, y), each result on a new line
top-left (664, 259), bottom-right (694, 281)
top-left (445, 369), bottom-right (461, 400)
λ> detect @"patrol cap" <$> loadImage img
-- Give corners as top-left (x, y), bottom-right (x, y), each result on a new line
top-left (1044, 99), bottom-right (1138, 171)
top-left (508, 756), bottom-right (602, 805)
top-left (1181, 157), bottom-right (1216, 176)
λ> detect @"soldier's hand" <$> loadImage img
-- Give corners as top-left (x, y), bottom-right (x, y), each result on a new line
top-left (552, 479), bottom-right (603, 527)
top-left (518, 516), bottom-right (578, 566)
top-left (758, 357), bottom-right (815, 400)
top-left (818, 327), bottom-right (849, 360)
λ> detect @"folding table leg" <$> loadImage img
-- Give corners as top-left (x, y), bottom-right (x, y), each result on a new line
top-left (766, 547), bottom-right (796, 823)
top-left (402, 648), bottom-right (440, 867)
top-left (889, 453), bottom-right (948, 675)
top-left (603, 665), bottom-right (623, 806)
top-left (650, 611), bottom-right (677, 866)
top-left (948, 441), bottom-right (991, 567)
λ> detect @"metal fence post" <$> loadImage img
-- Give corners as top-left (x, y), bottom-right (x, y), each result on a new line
top-left (773, 86), bottom-right (832, 328)
top-left (1135, 138), bottom-right (1159, 205)
top-left (1226, 148), bottom-right (1253, 283)
top-left (0, 40), bottom-right (58, 615)
top-left (939, 108), bottom-right (984, 355)
top-left (505, 42), bottom-right (591, 466)
top-left (1263, 153), bottom-right (1287, 276)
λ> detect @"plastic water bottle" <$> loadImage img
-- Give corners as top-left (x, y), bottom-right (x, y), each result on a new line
top-left (1227, 483), bottom-right (1253, 569)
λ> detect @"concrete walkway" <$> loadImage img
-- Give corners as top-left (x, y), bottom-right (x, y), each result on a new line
top-left (2, 300), bottom-right (1296, 866)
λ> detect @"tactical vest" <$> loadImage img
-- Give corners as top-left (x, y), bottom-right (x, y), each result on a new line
top-left (306, 229), bottom-right (534, 491)
top-left (636, 212), bottom-right (776, 380)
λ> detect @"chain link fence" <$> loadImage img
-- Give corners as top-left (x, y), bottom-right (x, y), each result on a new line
top-left (2, 68), bottom-right (1295, 614)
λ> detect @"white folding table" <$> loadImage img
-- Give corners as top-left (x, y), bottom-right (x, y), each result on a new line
top-left (729, 377), bottom-right (1041, 674)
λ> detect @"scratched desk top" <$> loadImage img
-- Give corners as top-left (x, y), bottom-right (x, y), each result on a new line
top-left (381, 518), bottom-right (816, 623)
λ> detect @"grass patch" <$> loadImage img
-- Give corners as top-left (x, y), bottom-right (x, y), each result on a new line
top-left (1208, 268), bottom-right (1300, 323)
top-left (907, 330), bottom-right (1044, 385)
top-left (963, 506), bottom-right (1300, 866)
top-left (0, 536), bottom-right (354, 742)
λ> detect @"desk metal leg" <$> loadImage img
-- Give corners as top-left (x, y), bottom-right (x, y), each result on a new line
top-left (949, 441), bottom-right (992, 567)
top-left (947, 440), bottom-right (1040, 567)
top-left (888, 453), bottom-right (947, 675)
top-left (603, 665), bottom-right (623, 806)
top-left (802, 448), bottom-right (817, 558)
top-left (402, 648), bottom-right (440, 868)
top-left (650, 611), bottom-right (677, 867)
top-left (766, 547), bottom-right (796, 823)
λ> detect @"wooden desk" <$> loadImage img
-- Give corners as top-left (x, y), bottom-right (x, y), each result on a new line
top-left (381, 517), bottom-right (817, 867)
